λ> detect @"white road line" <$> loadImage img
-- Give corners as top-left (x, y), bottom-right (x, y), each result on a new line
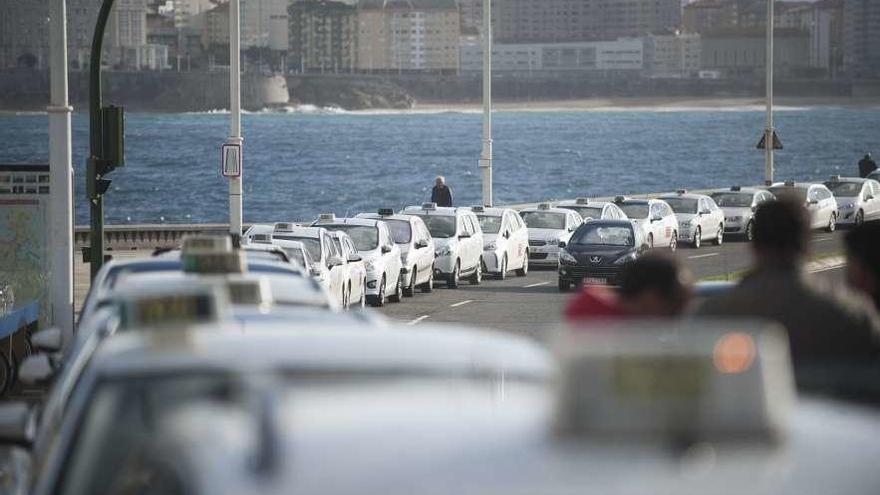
top-left (407, 315), bottom-right (430, 326)
top-left (688, 253), bottom-right (720, 260)
top-left (523, 281), bottom-right (549, 288)
top-left (812, 237), bottom-right (832, 243)
top-left (450, 300), bottom-right (473, 308)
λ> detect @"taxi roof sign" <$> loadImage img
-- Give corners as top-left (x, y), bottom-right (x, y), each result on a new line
top-left (318, 213), bottom-right (336, 222)
top-left (421, 202), bottom-right (437, 210)
top-left (554, 319), bottom-right (794, 443)
top-left (182, 251), bottom-right (246, 275)
top-left (575, 198), bottom-right (591, 205)
top-left (471, 205), bottom-right (485, 213)
top-left (730, 186), bottom-right (742, 192)
top-left (182, 235), bottom-right (232, 254)
top-left (226, 277), bottom-right (273, 308)
top-left (538, 203), bottom-right (551, 210)
top-left (274, 222), bottom-right (296, 232)
top-left (676, 189), bottom-right (688, 195)
top-left (613, 196), bottom-right (627, 204)
top-left (784, 180), bottom-right (796, 187)
top-left (828, 175), bottom-right (841, 182)
top-left (251, 233), bottom-right (273, 244)
top-left (378, 208), bottom-right (394, 216)
top-left (119, 283), bottom-right (224, 330)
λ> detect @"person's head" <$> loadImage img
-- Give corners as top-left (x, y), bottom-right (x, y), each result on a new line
top-left (618, 253), bottom-right (693, 317)
top-left (435, 176), bottom-right (445, 187)
top-left (845, 223), bottom-right (880, 310)
top-left (866, 153), bottom-right (873, 161)
top-left (751, 198), bottom-right (810, 265)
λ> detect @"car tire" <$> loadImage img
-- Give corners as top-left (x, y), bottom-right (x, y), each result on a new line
top-left (669, 232), bottom-right (677, 252)
top-left (647, 233), bottom-right (654, 249)
top-left (855, 210), bottom-right (865, 227)
top-left (372, 276), bottom-right (387, 307)
top-left (389, 273), bottom-right (404, 303)
top-left (745, 221), bottom-right (755, 242)
top-left (470, 258), bottom-right (482, 285)
top-left (558, 278), bottom-right (572, 292)
top-left (516, 252), bottom-right (529, 277)
top-left (447, 261), bottom-right (460, 289)
top-left (498, 255), bottom-right (508, 280)
top-left (360, 279), bottom-right (367, 307)
top-left (826, 213), bottom-right (837, 233)
top-left (692, 227), bottom-right (701, 249)
top-left (421, 267), bottom-right (434, 293)
top-left (714, 225), bottom-right (724, 246)
top-left (403, 269), bottom-right (417, 297)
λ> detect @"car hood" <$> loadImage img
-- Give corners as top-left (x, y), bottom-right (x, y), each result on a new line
top-left (529, 229), bottom-right (567, 241)
top-left (675, 213), bottom-right (698, 224)
top-left (398, 244), bottom-right (411, 258)
top-left (835, 196), bottom-right (858, 205)
top-left (483, 233), bottom-right (499, 245)
top-left (565, 244), bottom-right (635, 266)
top-left (434, 237), bottom-right (458, 250)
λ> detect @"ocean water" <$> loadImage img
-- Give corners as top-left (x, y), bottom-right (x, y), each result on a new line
top-left (1, 105), bottom-right (878, 225)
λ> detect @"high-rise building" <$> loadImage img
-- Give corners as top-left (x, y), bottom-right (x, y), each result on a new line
top-left (459, 37), bottom-right (644, 73)
top-left (701, 27), bottom-right (810, 77)
top-left (0, 0), bottom-right (51, 69)
top-left (289, 0), bottom-right (358, 72)
top-left (682, 0), bottom-right (740, 33)
top-left (843, 0), bottom-right (880, 78)
top-left (357, 0), bottom-right (460, 72)
top-left (644, 32), bottom-right (702, 77)
top-left (241, 0), bottom-right (289, 49)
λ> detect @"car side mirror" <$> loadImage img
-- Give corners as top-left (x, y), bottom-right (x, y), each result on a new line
top-left (558, 241), bottom-right (567, 249)
top-left (328, 256), bottom-right (344, 268)
top-left (650, 215), bottom-right (662, 223)
top-left (347, 254), bottom-right (362, 263)
top-left (31, 327), bottom-right (62, 353)
top-left (807, 199), bottom-right (819, 205)
top-left (415, 239), bottom-right (428, 249)
top-left (0, 403), bottom-right (36, 447)
top-left (503, 231), bottom-right (510, 239)
top-left (19, 354), bottom-right (55, 386)
top-left (458, 232), bottom-right (471, 239)
top-left (866, 195), bottom-right (874, 201)
top-left (381, 245), bottom-right (393, 254)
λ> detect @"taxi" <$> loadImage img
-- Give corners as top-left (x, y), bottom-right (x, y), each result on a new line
top-left (312, 214), bottom-right (403, 307)
top-left (768, 181), bottom-right (839, 232)
top-left (613, 196), bottom-right (679, 250)
top-left (557, 219), bottom-right (647, 290)
top-left (242, 223), bottom-right (275, 244)
top-left (519, 203), bottom-right (583, 267)
top-left (823, 176), bottom-right (880, 227)
top-left (402, 203), bottom-right (484, 288)
top-left (472, 205), bottom-right (530, 279)
top-left (658, 190), bottom-right (726, 248)
top-left (325, 230), bottom-right (368, 308)
top-left (555, 198), bottom-right (628, 221)
top-left (708, 186), bottom-right (776, 241)
top-left (357, 209), bottom-right (436, 295)
top-left (270, 224), bottom-right (348, 306)
top-left (250, 234), bottom-right (315, 274)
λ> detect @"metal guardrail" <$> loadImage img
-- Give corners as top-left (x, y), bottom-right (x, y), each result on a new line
top-left (73, 224), bottom-right (250, 250)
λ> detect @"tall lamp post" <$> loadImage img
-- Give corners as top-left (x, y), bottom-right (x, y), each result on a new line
top-left (228, 0), bottom-right (243, 241)
top-left (763, 0), bottom-right (775, 185)
top-left (479, 0), bottom-right (493, 206)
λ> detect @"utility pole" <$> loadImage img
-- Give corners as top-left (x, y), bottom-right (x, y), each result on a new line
top-left (764, 0), bottom-right (775, 185)
top-left (479, 0), bottom-right (493, 206)
top-left (48, 0), bottom-right (74, 340)
top-left (228, 0), bottom-right (243, 240)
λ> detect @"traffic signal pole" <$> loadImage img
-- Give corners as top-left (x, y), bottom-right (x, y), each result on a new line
top-left (228, 0), bottom-right (243, 241)
top-left (764, 0), bottom-right (775, 185)
top-left (479, 0), bottom-right (493, 207)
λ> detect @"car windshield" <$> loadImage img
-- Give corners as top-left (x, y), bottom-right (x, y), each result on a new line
top-left (477, 215), bottom-right (503, 234)
top-left (520, 212), bottom-right (566, 230)
top-left (663, 197), bottom-right (699, 214)
top-left (324, 226), bottom-right (379, 251)
top-left (384, 219), bottom-right (412, 244)
top-left (273, 236), bottom-right (322, 261)
top-left (570, 225), bottom-right (635, 246)
top-left (414, 214), bottom-right (456, 238)
top-left (824, 181), bottom-right (862, 197)
top-left (710, 192), bottom-right (753, 208)
top-left (283, 248), bottom-right (307, 267)
top-left (332, 238), bottom-right (343, 253)
top-left (619, 204), bottom-right (649, 219)
top-left (559, 205), bottom-right (604, 219)
top-left (768, 187), bottom-right (808, 202)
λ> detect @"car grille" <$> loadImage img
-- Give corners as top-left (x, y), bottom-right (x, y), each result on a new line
top-left (530, 252), bottom-right (549, 260)
top-left (529, 240), bottom-right (547, 247)
top-left (565, 266), bottom-right (623, 279)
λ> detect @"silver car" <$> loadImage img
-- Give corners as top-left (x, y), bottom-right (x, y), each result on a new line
top-left (709, 186), bottom-right (776, 241)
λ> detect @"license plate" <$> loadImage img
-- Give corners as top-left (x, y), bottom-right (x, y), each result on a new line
top-left (583, 277), bottom-right (607, 285)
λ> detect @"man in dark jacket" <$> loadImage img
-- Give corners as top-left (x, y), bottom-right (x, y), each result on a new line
top-left (858, 153), bottom-right (876, 178)
top-left (431, 176), bottom-right (453, 207)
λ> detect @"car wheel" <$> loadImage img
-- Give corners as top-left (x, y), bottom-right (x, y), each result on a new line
top-left (360, 279), bottom-right (367, 307)
top-left (647, 233), bottom-right (654, 249)
top-left (389, 273), bottom-right (404, 302)
top-left (692, 227), bottom-right (701, 249)
top-left (447, 261), bottom-right (460, 289)
top-left (669, 232), bottom-right (677, 252)
top-left (714, 225), bottom-right (724, 246)
top-left (344, 285), bottom-right (350, 309)
top-left (516, 252), bottom-right (529, 277)
top-left (745, 221), bottom-right (755, 242)
top-left (372, 276), bottom-right (387, 307)
top-left (856, 210), bottom-right (865, 227)
top-left (421, 266), bottom-right (434, 293)
top-left (403, 268), bottom-right (417, 297)
top-left (558, 278), bottom-right (572, 292)
top-left (498, 255), bottom-right (508, 280)
top-left (826, 213), bottom-right (837, 233)
top-left (470, 258), bottom-right (482, 285)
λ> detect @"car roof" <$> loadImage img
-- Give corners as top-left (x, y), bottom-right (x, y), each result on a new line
top-left (473, 207), bottom-right (514, 216)
top-left (556, 200), bottom-right (611, 207)
top-left (520, 206), bottom-right (573, 214)
top-left (105, 255), bottom-right (301, 276)
top-left (273, 226), bottom-right (324, 238)
top-left (658, 193), bottom-right (709, 200)
top-left (318, 218), bottom-right (380, 228)
top-left (709, 188), bottom-right (766, 195)
top-left (357, 212), bottom-right (415, 223)
top-left (579, 219), bottom-right (634, 228)
top-left (402, 206), bottom-right (465, 216)
top-left (770, 182), bottom-right (818, 190)
top-left (825, 177), bottom-right (869, 184)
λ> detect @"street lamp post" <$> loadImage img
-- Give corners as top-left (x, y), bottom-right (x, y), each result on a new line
top-left (764, 0), bottom-right (775, 185)
top-left (479, 0), bottom-right (493, 206)
top-left (228, 0), bottom-right (243, 240)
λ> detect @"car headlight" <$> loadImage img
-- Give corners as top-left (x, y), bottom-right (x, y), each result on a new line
top-left (614, 252), bottom-right (637, 265)
top-left (436, 246), bottom-right (453, 257)
top-left (547, 239), bottom-right (559, 246)
top-left (484, 241), bottom-right (496, 251)
top-left (559, 250), bottom-right (577, 265)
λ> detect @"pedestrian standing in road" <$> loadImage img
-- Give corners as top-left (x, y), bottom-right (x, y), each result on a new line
top-left (565, 253), bottom-right (693, 321)
top-left (845, 222), bottom-right (880, 312)
top-left (431, 176), bottom-right (453, 207)
top-left (858, 153), bottom-right (877, 178)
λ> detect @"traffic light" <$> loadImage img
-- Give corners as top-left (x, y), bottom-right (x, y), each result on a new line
top-left (87, 105), bottom-right (124, 200)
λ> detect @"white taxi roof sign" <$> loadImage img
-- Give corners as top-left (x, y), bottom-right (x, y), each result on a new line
top-left (554, 319), bottom-right (794, 443)
top-left (422, 202), bottom-right (437, 210)
top-left (274, 222), bottom-right (296, 232)
top-left (226, 277), bottom-right (273, 307)
top-left (613, 196), bottom-right (627, 203)
top-left (784, 180), bottom-right (796, 187)
top-left (471, 205), bottom-right (485, 213)
top-left (182, 235), bottom-right (232, 254)
top-left (182, 251), bottom-right (246, 275)
top-left (828, 175), bottom-right (841, 182)
top-left (676, 189), bottom-right (688, 195)
top-left (317, 213), bottom-right (336, 222)
top-left (251, 233), bottom-right (273, 244)
top-left (378, 208), bottom-right (394, 216)
top-left (538, 203), bottom-right (551, 210)
top-left (120, 283), bottom-right (224, 330)
top-left (575, 198), bottom-right (590, 205)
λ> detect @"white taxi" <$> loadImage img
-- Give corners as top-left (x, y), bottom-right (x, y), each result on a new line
top-left (709, 186), bottom-right (776, 241)
top-left (327, 230), bottom-right (368, 308)
top-left (823, 176), bottom-right (880, 227)
top-left (555, 198), bottom-right (628, 221)
top-left (402, 203), bottom-right (484, 288)
top-left (658, 190), bottom-right (726, 249)
top-left (768, 181), bottom-right (839, 232)
top-left (313, 215), bottom-right (403, 307)
top-left (472, 205), bottom-right (530, 279)
top-left (271, 224), bottom-right (348, 306)
top-left (613, 196), bottom-right (679, 251)
top-left (357, 209), bottom-right (436, 296)
top-left (519, 204), bottom-right (583, 267)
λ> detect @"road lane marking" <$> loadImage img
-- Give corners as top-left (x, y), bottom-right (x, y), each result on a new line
top-left (688, 253), bottom-right (720, 260)
top-left (524, 282), bottom-right (549, 288)
top-left (408, 315), bottom-right (430, 326)
top-left (450, 300), bottom-right (473, 308)
top-left (812, 237), bottom-right (832, 243)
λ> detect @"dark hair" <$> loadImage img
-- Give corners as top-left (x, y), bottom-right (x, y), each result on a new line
top-left (846, 223), bottom-right (880, 305)
top-left (752, 198), bottom-right (809, 255)
top-left (620, 253), bottom-right (685, 300)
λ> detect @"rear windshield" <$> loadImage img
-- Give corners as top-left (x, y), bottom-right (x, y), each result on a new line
top-left (520, 212), bottom-right (566, 230)
top-left (274, 236), bottom-right (322, 261)
top-left (709, 192), bottom-right (753, 208)
top-left (824, 182), bottom-right (863, 197)
top-left (412, 215), bottom-right (456, 239)
top-left (619, 204), bottom-right (649, 219)
top-left (663, 197), bottom-right (699, 214)
top-left (477, 215), bottom-right (503, 234)
top-left (384, 220), bottom-right (412, 244)
top-left (323, 226), bottom-right (379, 251)
top-left (768, 187), bottom-right (807, 202)
top-left (559, 205), bottom-right (604, 220)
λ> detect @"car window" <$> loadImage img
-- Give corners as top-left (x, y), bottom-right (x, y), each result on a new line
top-left (710, 192), bottom-right (753, 207)
top-left (331, 237), bottom-right (343, 255)
top-left (477, 214), bottom-right (503, 234)
top-left (324, 225), bottom-right (380, 251)
top-left (824, 181), bottom-right (863, 197)
top-left (384, 219), bottom-right (412, 244)
top-left (520, 211), bottom-right (566, 230)
top-left (467, 215), bottom-right (479, 234)
top-left (819, 188), bottom-right (832, 200)
top-left (664, 197), bottom-right (699, 214)
top-left (871, 182), bottom-right (880, 196)
top-left (273, 236), bottom-right (322, 261)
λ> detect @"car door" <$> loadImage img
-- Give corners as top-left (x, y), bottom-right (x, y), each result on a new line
top-left (414, 220), bottom-right (434, 284)
top-left (465, 214), bottom-right (481, 270)
top-left (662, 203), bottom-right (678, 246)
top-left (565, 212), bottom-right (581, 243)
top-left (379, 224), bottom-right (402, 285)
top-left (510, 212), bottom-right (527, 268)
top-left (869, 182), bottom-right (880, 219)
top-left (648, 203), bottom-right (665, 246)
top-left (324, 233), bottom-right (345, 303)
top-left (818, 187), bottom-right (835, 226)
top-left (344, 237), bottom-right (366, 301)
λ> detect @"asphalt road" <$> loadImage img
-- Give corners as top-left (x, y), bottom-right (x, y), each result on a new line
top-left (377, 229), bottom-right (850, 336)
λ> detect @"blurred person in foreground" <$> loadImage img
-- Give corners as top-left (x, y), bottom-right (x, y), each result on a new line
top-left (565, 253), bottom-right (693, 321)
top-left (845, 222), bottom-right (880, 312)
top-left (858, 152), bottom-right (877, 178)
top-left (431, 175), bottom-right (454, 207)
top-left (694, 198), bottom-right (880, 398)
